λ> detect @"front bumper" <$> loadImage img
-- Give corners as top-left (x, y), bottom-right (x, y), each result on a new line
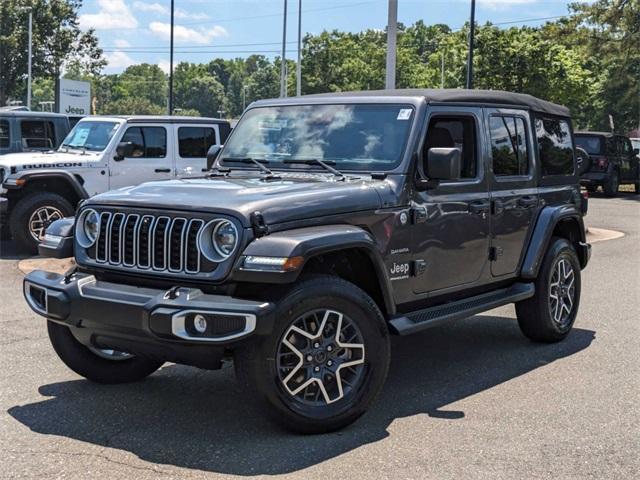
top-left (24, 270), bottom-right (275, 369)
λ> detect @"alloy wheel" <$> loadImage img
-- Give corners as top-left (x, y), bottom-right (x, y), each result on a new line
top-left (28, 206), bottom-right (63, 241)
top-left (276, 309), bottom-right (366, 406)
top-left (548, 258), bottom-right (575, 327)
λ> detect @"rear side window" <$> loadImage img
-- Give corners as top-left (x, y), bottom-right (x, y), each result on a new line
top-left (489, 116), bottom-right (529, 176)
top-left (178, 127), bottom-right (217, 157)
top-left (0, 120), bottom-right (9, 148)
top-left (535, 117), bottom-right (574, 176)
top-left (20, 120), bottom-right (55, 149)
top-left (121, 126), bottom-right (167, 158)
top-left (425, 116), bottom-right (477, 179)
top-left (620, 137), bottom-right (632, 155)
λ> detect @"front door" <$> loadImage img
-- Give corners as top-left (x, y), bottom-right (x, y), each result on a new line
top-left (109, 124), bottom-right (173, 189)
top-left (485, 108), bottom-right (538, 277)
top-left (412, 107), bottom-right (490, 294)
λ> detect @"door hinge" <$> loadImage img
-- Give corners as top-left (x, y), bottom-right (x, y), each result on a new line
top-left (410, 206), bottom-right (428, 224)
top-left (489, 246), bottom-right (503, 261)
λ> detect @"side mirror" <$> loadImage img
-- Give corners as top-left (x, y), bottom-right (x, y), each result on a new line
top-left (634, 148), bottom-right (639, 155)
top-left (206, 144), bottom-right (222, 170)
top-left (115, 142), bottom-right (134, 161)
top-left (38, 217), bottom-right (75, 259)
top-left (426, 147), bottom-right (461, 181)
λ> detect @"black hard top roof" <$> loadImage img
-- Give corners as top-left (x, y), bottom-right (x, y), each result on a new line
top-left (263, 88), bottom-right (569, 117)
top-left (0, 110), bottom-right (68, 119)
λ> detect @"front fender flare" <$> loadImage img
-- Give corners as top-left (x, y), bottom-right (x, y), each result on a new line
top-left (231, 224), bottom-right (395, 315)
top-left (521, 205), bottom-right (587, 279)
top-left (3, 169), bottom-right (89, 201)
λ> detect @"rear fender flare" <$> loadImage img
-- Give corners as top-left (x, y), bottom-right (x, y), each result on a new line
top-left (521, 205), bottom-right (587, 279)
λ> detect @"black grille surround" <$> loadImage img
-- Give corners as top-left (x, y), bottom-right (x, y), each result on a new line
top-left (76, 206), bottom-right (244, 282)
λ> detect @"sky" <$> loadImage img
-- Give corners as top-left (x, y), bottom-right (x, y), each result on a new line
top-left (76, 0), bottom-right (582, 74)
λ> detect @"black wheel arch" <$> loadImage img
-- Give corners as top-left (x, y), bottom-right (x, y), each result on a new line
top-left (231, 224), bottom-right (396, 316)
top-left (3, 170), bottom-right (89, 209)
top-left (521, 205), bottom-right (589, 279)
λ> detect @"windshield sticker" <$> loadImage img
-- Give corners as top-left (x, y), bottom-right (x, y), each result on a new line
top-left (397, 109), bottom-right (412, 120)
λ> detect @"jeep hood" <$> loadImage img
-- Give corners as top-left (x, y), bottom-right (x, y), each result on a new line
top-left (0, 150), bottom-right (100, 169)
top-left (90, 175), bottom-right (388, 227)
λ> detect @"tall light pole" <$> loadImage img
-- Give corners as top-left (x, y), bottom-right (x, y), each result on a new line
top-left (168, 0), bottom-right (175, 114)
top-left (27, 9), bottom-right (32, 110)
top-left (280, 0), bottom-right (288, 97)
top-left (441, 49), bottom-right (445, 89)
top-left (466, 0), bottom-right (476, 89)
top-left (296, 0), bottom-right (302, 96)
top-left (385, 0), bottom-right (397, 90)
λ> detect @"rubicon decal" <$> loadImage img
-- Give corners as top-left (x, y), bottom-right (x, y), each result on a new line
top-left (21, 163), bottom-right (83, 169)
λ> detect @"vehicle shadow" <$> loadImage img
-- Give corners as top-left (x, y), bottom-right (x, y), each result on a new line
top-left (8, 316), bottom-right (595, 476)
top-left (587, 190), bottom-right (640, 201)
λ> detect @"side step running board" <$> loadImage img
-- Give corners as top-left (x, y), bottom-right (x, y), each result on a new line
top-left (390, 282), bottom-right (535, 336)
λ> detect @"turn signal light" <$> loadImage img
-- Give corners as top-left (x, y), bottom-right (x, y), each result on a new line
top-left (243, 256), bottom-right (304, 272)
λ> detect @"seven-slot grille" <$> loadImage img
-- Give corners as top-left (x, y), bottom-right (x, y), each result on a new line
top-left (93, 212), bottom-right (205, 274)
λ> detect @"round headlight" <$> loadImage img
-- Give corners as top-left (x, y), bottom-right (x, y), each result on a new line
top-left (77, 209), bottom-right (99, 248)
top-left (213, 220), bottom-right (238, 257)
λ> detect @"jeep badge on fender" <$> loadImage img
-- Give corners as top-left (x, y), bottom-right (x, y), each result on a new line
top-left (23, 89), bottom-right (591, 433)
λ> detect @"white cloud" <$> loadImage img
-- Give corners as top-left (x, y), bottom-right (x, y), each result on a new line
top-left (133, 1), bottom-right (168, 15)
top-left (149, 22), bottom-right (228, 44)
top-left (132, 2), bottom-right (209, 20)
top-left (158, 60), bottom-right (171, 74)
top-left (105, 51), bottom-right (136, 71)
top-left (79, 0), bottom-right (138, 30)
top-left (114, 39), bottom-right (131, 48)
top-left (175, 9), bottom-right (209, 21)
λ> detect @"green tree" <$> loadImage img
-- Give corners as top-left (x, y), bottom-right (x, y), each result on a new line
top-left (0, 0), bottom-right (104, 105)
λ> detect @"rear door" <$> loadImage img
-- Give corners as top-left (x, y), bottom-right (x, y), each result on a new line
top-left (619, 136), bottom-right (636, 182)
top-left (174, 124), bottom-right (219, 177)
top-left (109, 123), bottom-right (173, 189)
top-left (485, 108), bottom-right (538, 277)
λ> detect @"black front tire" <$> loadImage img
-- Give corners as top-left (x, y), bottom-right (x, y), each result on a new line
top-left (235, 275), bottom-right (390, 434)
top-left (9, 192), bottom-right (75, 253)
top-left (47, 321), bottom-right (164, 384)
top-left (516, 237), bottom-right (581, 343)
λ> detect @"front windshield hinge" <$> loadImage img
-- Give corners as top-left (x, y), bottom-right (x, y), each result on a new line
top-left (250, 211), bottom-right (269, 238)
top-left (370, 172), bottom-right (387, 180)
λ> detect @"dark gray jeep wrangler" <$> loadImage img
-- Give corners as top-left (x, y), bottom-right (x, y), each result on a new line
top-left (24, 89), bottom-right (591, 433)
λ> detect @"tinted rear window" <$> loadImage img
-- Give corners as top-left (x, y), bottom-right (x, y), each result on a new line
top-left (575, 135), bottom-right (603, 155)
top-left (536, 117), bottom-right (574, 176)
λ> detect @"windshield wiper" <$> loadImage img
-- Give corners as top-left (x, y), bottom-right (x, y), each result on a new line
top-left (283, 158), bottom-right (345, 179)
top-left (220, 157), bottom-right (276, 176)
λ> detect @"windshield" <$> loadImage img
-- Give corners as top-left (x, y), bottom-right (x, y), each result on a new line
top-left (221, 104), bottom-right (415, 171)
top-left (60, 121), bottom-right (119, 152)
top-left (575, 135), bottom-right (603, 155)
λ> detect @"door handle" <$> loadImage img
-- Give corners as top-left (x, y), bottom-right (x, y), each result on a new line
top-left (154, 168), bottom-right (171, 173)
top-left (517, 196), bottom-right (538, 208)
top-left (469, 201), bottom-right (490, 214)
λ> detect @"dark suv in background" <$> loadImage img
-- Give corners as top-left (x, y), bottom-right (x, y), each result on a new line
top-left (575, 131), bottom-right (640, 195)
top-left (0, 110), bottom-right (70, 155)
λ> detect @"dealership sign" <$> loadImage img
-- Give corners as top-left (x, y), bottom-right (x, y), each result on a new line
top-left (58, 78), bottom-right (91, 115)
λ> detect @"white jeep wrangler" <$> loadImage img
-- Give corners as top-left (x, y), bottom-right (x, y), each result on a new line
top-left (0, 115), bottom-right (231, 252)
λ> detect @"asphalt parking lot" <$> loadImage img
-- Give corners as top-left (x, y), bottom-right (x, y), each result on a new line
top-left (1, 193), bottom-right (638, 479)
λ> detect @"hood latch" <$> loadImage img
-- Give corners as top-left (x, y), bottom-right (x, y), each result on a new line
top-left (250, 211), bottom-right (269, 238)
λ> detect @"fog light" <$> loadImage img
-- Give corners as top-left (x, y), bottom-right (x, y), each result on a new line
top-left (193, 314), bottom-right (208, 333)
